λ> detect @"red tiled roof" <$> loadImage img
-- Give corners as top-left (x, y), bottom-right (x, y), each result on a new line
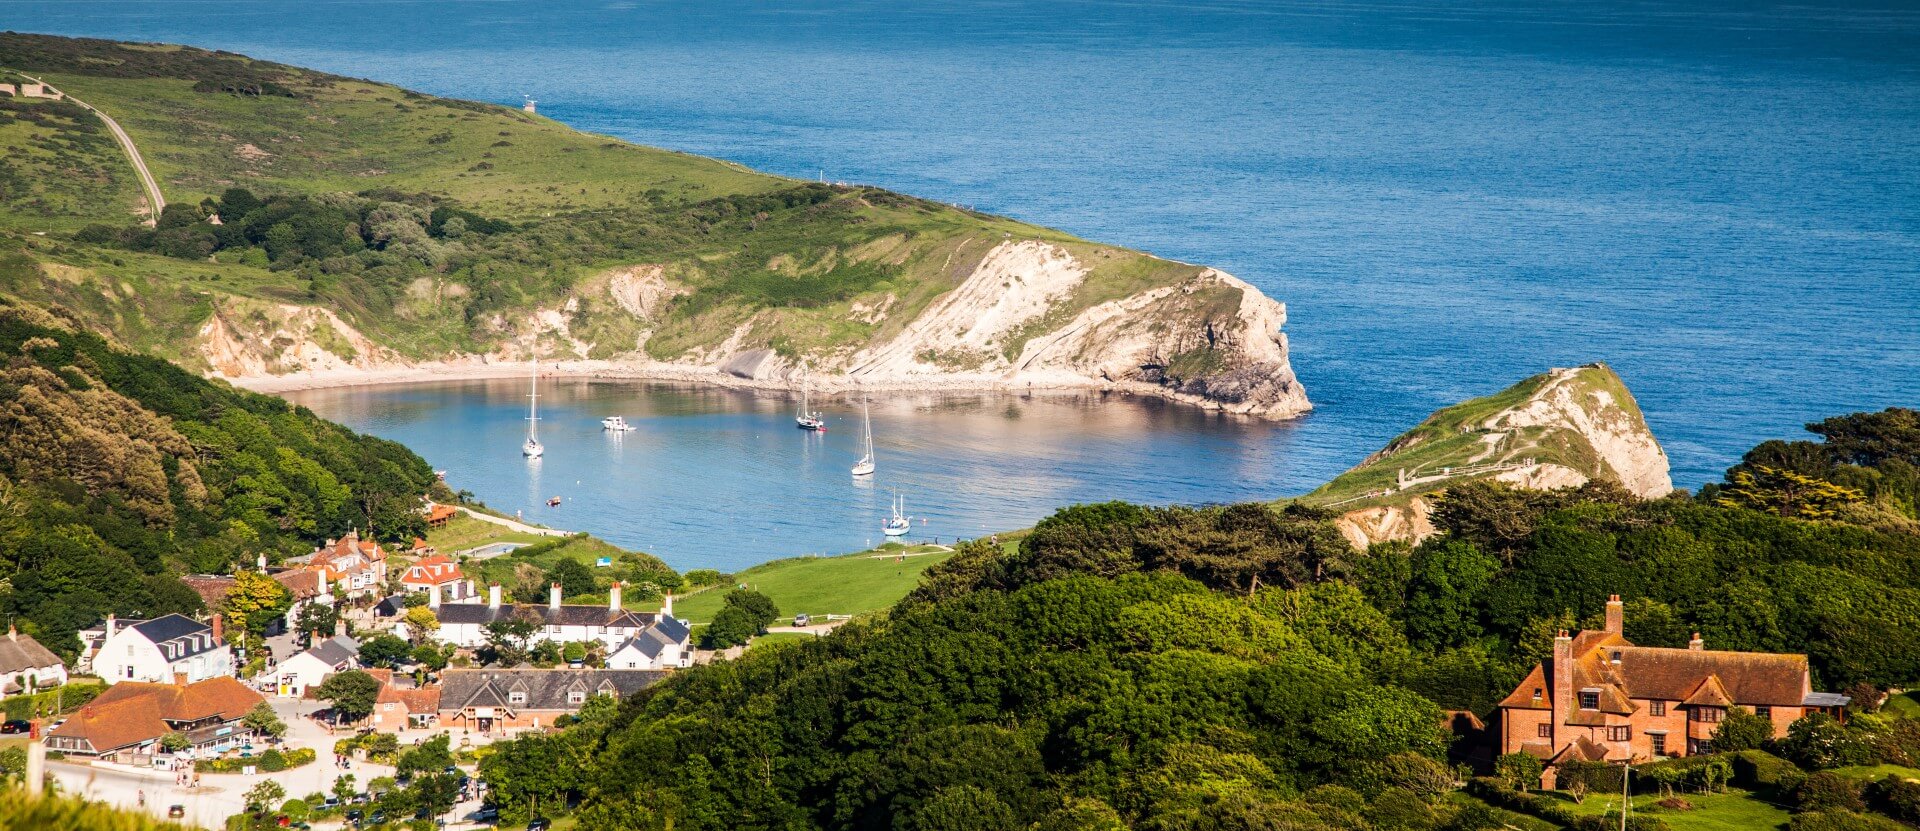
top-left (1682, 674), bottom-right (1736, 707)
top-left (1498, 624), bottom-right (1813, 715)
top-left (1497, 664), bottom-right (1552, 711)
top-left (47, 677), bottom-right (263, 753)
top-left (272, 569), bottom-right (322, 600)
top-left (402, 554), bottom-right (462, 586)
top-left (180, 576), bottom-right (235, 611)
top-left (427, 505), bottom-right (458, 523)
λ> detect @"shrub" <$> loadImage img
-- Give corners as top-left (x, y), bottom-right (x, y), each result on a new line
top-left (279, 798), bottom-right (309, 821)
top-left (1713, 707), bottom-right (1777, 752)
top-left (1796, 772), bottom-right (1867, 813)
top-left (1787, 810), bottom-right (1908, 831)
top-left (1732, 749), bottom-right (1806, 792)
top-left (1865, 775), bottom-right (1920, 824)
top-left (257, 749), bottom-right (288, 772)
top-left (1782, 714), bottom-right (1874, 770)
top-left (194, 748), bottom-right (314, 774)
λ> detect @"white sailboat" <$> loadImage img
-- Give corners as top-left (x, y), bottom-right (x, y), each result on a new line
top-left (851, 396), bottom-right (875, 477)
top-left (795, 369), bottom-right (825, 431)
top-left (522, 362), bottom-right (544, 457)
top-left (882, 490), bottom-right (910, 536)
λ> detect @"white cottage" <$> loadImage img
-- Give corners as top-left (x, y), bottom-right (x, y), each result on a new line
top-left (0, 626), bottom-right (68, 696)
top-left (93, 614), bottom-right (233, 685)
top-left (435, 583), bottom-right (672, 654)
top-left (269, 633), bottom-right (359, 697)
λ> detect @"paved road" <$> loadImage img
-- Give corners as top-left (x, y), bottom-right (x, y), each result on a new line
top-left (16, 73), bottom-right (165, 225)
top-left (458, 506), bottom-right (572, 538)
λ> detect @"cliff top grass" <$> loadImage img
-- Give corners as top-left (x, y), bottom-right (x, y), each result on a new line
top-left (1297, 364), bottom-right (1638, 509)
top-left (0, 33), bottom-right (1213, 374)
top-left (641, 543), bottom-right (958, 625)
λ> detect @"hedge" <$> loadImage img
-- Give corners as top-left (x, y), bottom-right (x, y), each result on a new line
top-left (1467, 777), bottom-right (1671, 831)
top-left (0, 682), bottom-right (105, 720)
top-left (195, 747), bottom-right (316, 774)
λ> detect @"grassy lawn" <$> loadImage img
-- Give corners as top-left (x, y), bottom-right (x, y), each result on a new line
top-left (646, 543), bottom-right (955, 625)
top-left (426, 513), bottom-right (552, 554)
top-left (1829, 764), bottom-right (1920, 782)
top-left (1883, 691), bottom-right (1920, 720)
top-left (1553, 788), bottom-right (1791, 831)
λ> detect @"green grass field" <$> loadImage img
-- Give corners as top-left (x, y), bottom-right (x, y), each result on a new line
top-left (1883, 692), bottom-right (1920, 720)
top-left (1553, 788), bottom-right (1791, 831)
top-left (646, 544), bottom-right (956, 625)
top-left (1829, 764), bottom-right (1920, 782)
top-left (425, 513), bottom-right (555, 553)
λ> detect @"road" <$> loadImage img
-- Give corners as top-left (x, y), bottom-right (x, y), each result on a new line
top-left (458, 506), bottom-right (572, 538)
top-left (16, 73), bottom-right (165, 225)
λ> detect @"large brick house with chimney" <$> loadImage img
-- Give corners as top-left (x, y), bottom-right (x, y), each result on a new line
top-left (1496, 595), bottom-right (1851, 771)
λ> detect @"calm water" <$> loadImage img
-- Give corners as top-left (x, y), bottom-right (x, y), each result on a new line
top-left (9, 1), bottom-right (1920, 563)
top-left (286, 381), bottom-right (1299, 570)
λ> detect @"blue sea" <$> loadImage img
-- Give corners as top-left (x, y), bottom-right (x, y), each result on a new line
top-left (5, 0), bottom-right (1917, 568)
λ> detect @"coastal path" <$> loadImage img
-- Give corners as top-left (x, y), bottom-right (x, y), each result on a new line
top-left (13, 73), bottom-right (166, 226)
top-left (457, 506), bottom-right (573, 538)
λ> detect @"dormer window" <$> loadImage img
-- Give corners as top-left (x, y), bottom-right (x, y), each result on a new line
top-left (1578, 690), bottom-right (1600, 710)
top-left (508, 691), bottom-right (527, 705)
top-left (1609, 650), bottom-right (1622, 663)
top-left (567, 691), bottom-right (586, 704)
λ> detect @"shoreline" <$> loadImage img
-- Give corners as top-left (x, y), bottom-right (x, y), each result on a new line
top-left (220, 360), bottom-right (1311, 419)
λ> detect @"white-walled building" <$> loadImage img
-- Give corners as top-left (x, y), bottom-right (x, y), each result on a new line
top-left (93, 614), bottom-right (233, 685)
top-left (607, 613), bottom-right (693, 670)
top-left (435, 583), bottom-right (687, 659)
top-left (268, 633), bottom-right (358, 697)
top-left (0, 626), bottom-right (68, 695)
top-left (401, 554), bottom-right (475, 602)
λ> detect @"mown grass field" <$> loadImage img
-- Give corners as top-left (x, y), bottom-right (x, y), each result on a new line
top-left (1552, 788), bottom-right (1791, 831)
top-left (647, 543), bottom-right (956, 625)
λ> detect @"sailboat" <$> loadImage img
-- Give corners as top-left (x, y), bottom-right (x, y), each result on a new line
top-left (795, 369), bottom-right (825, 431)
top-left (522, 361), bottom-right (544, 458)
top-left (882, 490), bottom-right (911, 536)
top-left (851, 396), bottom-right (875, 477)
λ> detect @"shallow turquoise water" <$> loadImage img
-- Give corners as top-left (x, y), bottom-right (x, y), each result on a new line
top-left (9, 0), bottom-right (1919, 565)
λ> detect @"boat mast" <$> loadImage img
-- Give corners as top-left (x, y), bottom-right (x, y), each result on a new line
top-left (527, 361), bottom-right (540, 443)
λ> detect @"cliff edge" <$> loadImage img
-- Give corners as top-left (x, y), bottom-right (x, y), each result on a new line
top-left (1297, 364), bottom-right (1671, 547)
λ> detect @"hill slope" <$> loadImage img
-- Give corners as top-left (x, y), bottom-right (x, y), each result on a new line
top-left (0, 33), bottom-right (1308, 418)
top-left (1298, 363), bottom-right (1672, 546)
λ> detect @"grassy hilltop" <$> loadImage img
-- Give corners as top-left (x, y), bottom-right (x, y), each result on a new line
top-left (0, 33), bottom-right (1266, 397)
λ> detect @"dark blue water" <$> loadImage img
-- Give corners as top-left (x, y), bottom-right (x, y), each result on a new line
top-left (8, 1), bottom-right (1919, 563)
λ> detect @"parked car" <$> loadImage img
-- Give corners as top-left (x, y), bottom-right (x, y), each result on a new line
top-left (471, 805), bottom-right (499, 823)
top-left (344, 808), bottom-right (362, 825)
top-left (0, 720), bottom-right (30, 734)
top-left (526, 818), bottom-right (552, 831)
top-left (167, 805), bottom-right (186, 819)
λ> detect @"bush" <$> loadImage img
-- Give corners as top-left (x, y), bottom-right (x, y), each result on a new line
top-left (195, 748), bottom-right (314, 774)
top-left (1732, 749), bottom-right (1806, 792)
top-left (1782, 714), bottom-right (1874, 770)
top-left (1787, 810), bottom-right (1908, 831)
top-left (1713, 707), bottom-right (1778, 752)
top-left (1865, 774), bottom-right (1920, 824)
top-left (279, 798), bottom-right (309, 821)
top-left (1796, 772), bottom-right (1867, 813)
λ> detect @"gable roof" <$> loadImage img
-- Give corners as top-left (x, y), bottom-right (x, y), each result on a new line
top-left (304, 635), bottom-right (359, 667)
top-left (433, 603), bottom-right (656, 629)
top-left (402, 554), bottom-right (462, 586)
top-left (272, 569), bottom-right (323, 601)
top-left (439, 668), bottom-right (666, 712)
top-left (1498, 634), bottom-right (1815, 716)
top-left (0, 630), bottom-right (63, 674)
top-left (180, 576), bottom-right (235, 611)
top-left (47, 677), bottom-right (262, 752)
top-left (130, 615), bottom-right (213, 646)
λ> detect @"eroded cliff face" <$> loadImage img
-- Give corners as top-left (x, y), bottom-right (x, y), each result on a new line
top-left (198, 240), bottom-right (1311, 419)
top-left (1318, 364), bottom-right (1671, 549)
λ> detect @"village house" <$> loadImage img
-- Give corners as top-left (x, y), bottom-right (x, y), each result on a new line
top-left (607, 612), bottom-right (693, 671)
top-left (437, 668), bottom-right (665, 734)
top-left (1496, 595), bottom-right (1850, 775)
top-left (365, 669), bottom-right (442, 732)
top-left (425, 503), bottom-right (459, 529)
top-left (306, 531), bottom-right (389, 598)
top-left (92, 614), bottom-right (234, 685)
top-left (45, 676), bottom-right (263, 762)
top-left (434, 583), bottom-right (686, 657)
top-left (267, 628), bottom-right (359, 698)
top-left (272, 565), bottom-right (333, 633)
top-left (401, 553), bottom-right (476, 603)
top-left (0, 626), bottom-right (68, 696)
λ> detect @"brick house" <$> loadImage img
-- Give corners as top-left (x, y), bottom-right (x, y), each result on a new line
top-left (307, 531), bottom-right (389, 597)
top-left (364, 669), bottom-right (442, 733)
top-left (401, 553), bottom-right (475, 603)
top-left (1496, 595), bottom-right (1850, 772)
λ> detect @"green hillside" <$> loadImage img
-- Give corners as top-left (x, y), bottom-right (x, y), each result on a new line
top-left (657, 544), bottom-right (960, 625)
top-left (0, 33), bottom-right (1219, 380)
top-left (1299, 363), bottom-right (1659, 510)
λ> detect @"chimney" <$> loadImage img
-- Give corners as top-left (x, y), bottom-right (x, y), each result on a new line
top-left (1552, 629), bottom-right (1573, 742)
top-left (105, 614), bottom-right (117, 640)
top-left (609, 581), bottom-right (623, 611)
top-left (317, 568), bottom-right (329, 597)
top-left (1605, 594), bottom-right (1624, 636)
top-left (662, 593), bottom-right (674, 619)
top-left (335, 619), bottom-right (348, 639)
top-left (7, 625), bottom-right (15, 642)
top-left (211, 613), bottom-right (224, 644)
top-left (429, 583), bottom-right (442, 609)
top-left (1690, 632), bottom-right (1704, 651)
top-left (549, 582), bottom-right (562, 610)
top-left (488, 583), bottom-right (502, 610)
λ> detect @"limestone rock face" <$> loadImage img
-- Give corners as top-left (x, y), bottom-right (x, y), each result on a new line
top-left (1309, 363), bottom-right (1671, 549)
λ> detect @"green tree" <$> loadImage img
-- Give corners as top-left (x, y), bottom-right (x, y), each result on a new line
top-left (244, 780), bottom-right (286, 814)
top-left (223, 570), bottom-right (292, 643)
top-left (296, 602), bottom-right (338, 639)
top-left (332, 774), bottom-right (357, 803)
top-left (484, 608), bottom-right (542, 665)
top-left (1495, 752), bottom-right (1545, 791)
top-left (1718, 465), bottom-right (1865, 519)
top-left (159, 732), bottom-right (191, 753)
top-left (397, 734), bottom-right (453, 780)
top-left (315, 670), bottom-right (381, 725)
top-left (1713, 706), bottom-right (1777, 752)
top-left (357, 634), bottom-right (412, 669)
top-left (546, 558), bottom-right (597, 599)
top-left (242, 701), bottom-right (286, 739)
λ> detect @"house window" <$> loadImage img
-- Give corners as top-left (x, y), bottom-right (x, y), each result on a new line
top-left (1694, 707), bottom-right (1723, 723)
top-left (1607, 726), bottom-right (1630, 742)
top-left (567, 691), bottom-right (586, 705)
top-left (508, 691), bottom-right (527, 705)
top-left (1537, 724), bottom-right (1550, 738)
top-left (1650, 733), bottom-right (1668, 756)
top-left (1689, 738), bottom-right (1712, 755)
top-left (1754, 706), bottom-right (1772, 718)
top-left (1650, 700), bottom-right (1666, 716)
top-left (1578, 691), bottom-right (1599, 710)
